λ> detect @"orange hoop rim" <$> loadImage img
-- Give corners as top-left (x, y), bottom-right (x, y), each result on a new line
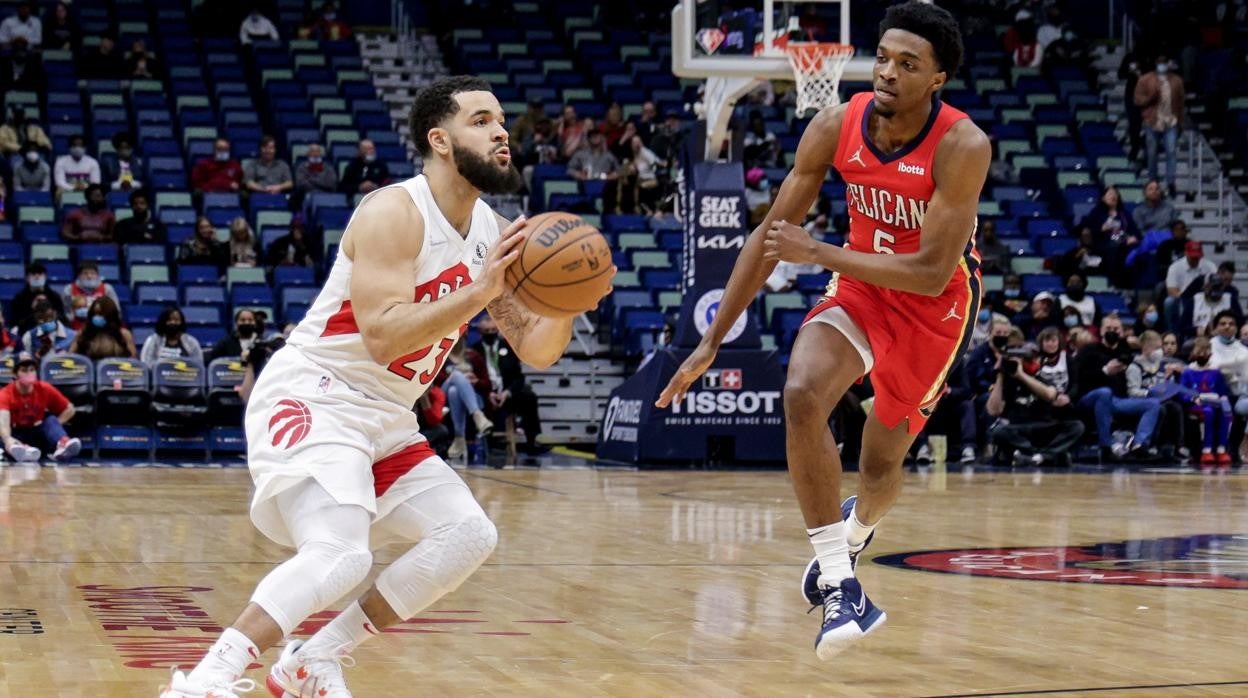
top-left (785, 41), bottom-right (855, 69)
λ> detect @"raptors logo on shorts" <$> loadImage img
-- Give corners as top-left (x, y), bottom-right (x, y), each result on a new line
top-left (268, 398), bottom-right (312, 450)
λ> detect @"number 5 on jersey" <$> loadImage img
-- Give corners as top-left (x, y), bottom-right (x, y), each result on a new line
top-left (873, 228), bottom-right (896, 254)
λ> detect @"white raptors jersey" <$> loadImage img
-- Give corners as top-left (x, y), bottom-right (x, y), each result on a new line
top-left (286, 175), bottom-right (501, 407)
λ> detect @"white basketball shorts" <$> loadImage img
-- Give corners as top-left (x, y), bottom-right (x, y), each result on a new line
top-left (245, 346), bottom-right (464, 547)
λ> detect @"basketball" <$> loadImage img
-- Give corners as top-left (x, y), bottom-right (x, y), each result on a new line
top-left (505, 212), bottom-right (614, 317)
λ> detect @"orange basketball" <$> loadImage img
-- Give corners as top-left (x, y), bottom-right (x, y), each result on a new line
top-left (504, 211), bottom-right (614, 317)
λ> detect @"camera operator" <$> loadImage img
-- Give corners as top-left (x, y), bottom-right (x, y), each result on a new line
top-left (986, 327), bottom-right (1085, 466)
top-left (1072, 314), bottom-right (1163, 460)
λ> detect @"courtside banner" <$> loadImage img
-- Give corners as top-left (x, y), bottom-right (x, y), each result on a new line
top-left (674, 161), bottom-right (761, 349)
top-left (596, 347), bottom-right (784, 464)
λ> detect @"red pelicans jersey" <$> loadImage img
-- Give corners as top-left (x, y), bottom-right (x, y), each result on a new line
top-left (286, 174), bottom-right (501, 407)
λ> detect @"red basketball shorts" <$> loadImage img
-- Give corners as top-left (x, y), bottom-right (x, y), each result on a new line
top-left (801, 269), bottom-right (982, 434)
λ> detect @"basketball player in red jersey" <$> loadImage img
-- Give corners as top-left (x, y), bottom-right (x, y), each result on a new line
top-left (161, 76), bottom-right (610, 698)
top-left (658, 1), bottom-right (989, 658)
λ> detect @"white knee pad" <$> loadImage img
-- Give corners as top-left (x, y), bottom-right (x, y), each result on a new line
top-left (375, 514), bottom-right (497, 620)
top-left (252, 539), bottom-right (374, 635)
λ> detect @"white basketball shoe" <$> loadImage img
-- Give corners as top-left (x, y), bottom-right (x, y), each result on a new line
top-left (159, 670), bottom-right (255, 697)
top-left (265, 640), bottom-right (354, 698)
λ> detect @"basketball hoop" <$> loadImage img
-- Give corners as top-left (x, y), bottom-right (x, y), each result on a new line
top-left (785, 42), bottom-right (855, 116)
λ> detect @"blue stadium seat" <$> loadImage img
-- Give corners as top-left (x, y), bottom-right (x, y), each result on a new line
top-left (177, 266), bottom-right (220, 286)
top-left (184, 285), bottom-right (226, 306)
top-left (183, 306), bottom-right (222, 326)
top-left (274, 267), bottom-right (315, 287)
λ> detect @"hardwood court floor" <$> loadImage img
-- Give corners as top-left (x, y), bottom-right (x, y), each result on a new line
top-left (1, 463), bottom-right (1246, 697)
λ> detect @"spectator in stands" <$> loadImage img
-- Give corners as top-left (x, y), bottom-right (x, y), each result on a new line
top-left (178, 216), bottom-right (228, 272)
top-left (969, 309), bottom-right (999, 350)
top-left (60, 184), bottom-right (115, 243)
top-left (81, 35), bottom-right (126, 80)
top-left (976, 219), bottom-right (1010, 273)
top-left (472, 315), bottom-right (547, 456)
top-left (518, 118), bottom-right (558, 182)
top-left (12, 143), bottom-right (49, 192)
top-left (1182, 337), bottom-right (1234, 469)
top-left (66, 294), bottom-right (88, 332)
top-left (1055, 228), bottom-right (1107, 282)
top-left (266, 216), bottom-right (315, 270)
top-left (568, 130), bottom-right (620, 210)
top-left (634, 101), bottom-right (660, 146)
top-left (439, 338), bottom-right (494, 460)
top-left (0, 306), bottom-right (18, 356)
top-left (1078, 185), bottom-right (1138, 251)
top-left (599, 103), bottom-right (628, 150)
top-left (1042, 27), bottom-right (1087, 78)
top-left (11, 264), bottom-right (62, 331)
top-left (1162, 331), bottom-right (1181, 359)
top-left (0, 2), bottom-right (40, 49)
top-left (125, 39), bottom-right (160, 79)
top-left (244, 135), bottom-right (293, 195)
top-left (986, 272), bottom-right (1027, 318)
top-left (1133, 301), bottom-right (1162, 336)
top-left (1186, 274), bottom-right (1239, 338)
top-left (743, 111), bottom-right (780, 168)
top-left (1036, 5), bottom-right (1063, 48)
top-left (20, 301), bottom-right (73, 360)
top-left (309, 2), bottom-right (352, 41)
top-left (1134, 55), bottom-right (1184, 196)
top-left (557, 104), bottom-right (587, 161)
top-left (1209, 310), bottom-right (1248, 425)
top-left (649, 112), bottom-right (686, 167)
top-left (239, 8), bottom-right (279, 44)
top-left (68, 296), bottom-right (135, 360)
top-left (1058, 273), bottom-right (1099, 327)
top-left (191, 138), bottom-right (243, 193)
top-left (987, 328), bottom-right (1084, 467)
top-left (1118, 47), bottom-right (1146, 161)
top-left (1126, 329), bottom-right (1186, 460)
top-left (141, 306), bottom-right (203, 365)
top-left (1154, 219), bottom-right (1189, 277)
top-left (967, 315), bottom-right (1012, 414)
top-left (0, 355), bottom-right (82, 463)
top-left (207, 308), bottom-right (262, 363)
top-left (0, 107), bottom-right (51, 159)
top-left (1164, 240), bottom-right (1215, 331)
top-left (1133, 179), bottom-right (1176, 233)
top-left (53, 135), bottom-right (100, 197)
top-left (1072, 314), bottom-right (1161, 460)
top-left (415, 385), bottom-right (451, 457)
top-left (1016, 291), bottom-right (1062, 339)
top-left (620, 135), bottom-right (662, 215)
top-left (105, 133), bottom-right (144, 192)
top-left (114, 190), bottom-right (166, 244)
top-left (41, 2), bottom-right (77, 53)
top-left (509, 98), bottom-right (544, 155)
top-left (61, 262), bottom-right (120, 319)
top-left (1216, 261), bottom-right (1240, 307)
top-left (340, 139), bottom-right (388, 195)
top-left (294, 143), bottom-right (337, 195)
top-left (0, 37), bottom-right (46, 94)
top-left (227, 217), bottom-right (259, 267)
top-left (1004, 10), bottom-right (1043, 68)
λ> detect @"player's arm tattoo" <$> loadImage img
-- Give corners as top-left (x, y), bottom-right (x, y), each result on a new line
top-left (486, 292), bottom-right (540, 345)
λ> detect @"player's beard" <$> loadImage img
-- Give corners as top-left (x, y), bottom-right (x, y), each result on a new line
top-left (453, 142), bottom-right (523, 194)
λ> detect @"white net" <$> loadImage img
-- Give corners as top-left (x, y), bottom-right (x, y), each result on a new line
top-left (786, 43), bottom-right (855, 116)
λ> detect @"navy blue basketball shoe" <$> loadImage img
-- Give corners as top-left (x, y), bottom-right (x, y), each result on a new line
top-left (802, 495), bottom-right (874, 606)
top-left (814, 577), bottom-right (887, 660)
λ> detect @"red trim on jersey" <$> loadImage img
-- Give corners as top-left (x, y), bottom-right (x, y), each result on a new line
top-left (321, 300), bottom-right (359, 337)
top-left (372, 441), bottom-right (437, 497)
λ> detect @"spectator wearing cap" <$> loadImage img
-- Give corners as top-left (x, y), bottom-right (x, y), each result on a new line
top-left (11, 263), bottom-right (63, 331)
top-left (0, 355), bottom-right (82, 462)
top-left (1132, 179), bottom-right (1176, 233)
top-left (1164, 240), bottom-right (1216, 332)
top-left (61, 262), bottom-right (120, 322)
top-left (60, 183), bottom-right (115, 243)
top-left (191, 139), bottom-right (244, 193)
top-left (1015, 291), bottom-right (1062, 338)
top-left (294, 143), bottom-right (337, 196)
top-left (20, 301), bottom-right (74, 361)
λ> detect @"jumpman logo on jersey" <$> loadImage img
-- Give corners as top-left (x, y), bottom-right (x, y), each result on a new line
top-left (942, 301), bottom-right (963, 322)
top-left (848, 145), bottom-right (867, 168)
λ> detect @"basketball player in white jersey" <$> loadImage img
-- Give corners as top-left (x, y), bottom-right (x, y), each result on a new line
top-left (161, 76), bottom-right (611, 698)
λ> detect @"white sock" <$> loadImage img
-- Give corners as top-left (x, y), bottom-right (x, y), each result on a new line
top-left (808, 521), bottom-right (853, 588)
top-left (845, 504), bottom-right (877, 551)
top-left (300, 601), bottom-right (380, 657)
top-left (188, 627), bottom-right (257, 684)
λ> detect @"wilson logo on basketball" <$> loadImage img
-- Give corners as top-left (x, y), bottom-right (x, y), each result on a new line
top-left (269, 399), bottom-right (312, 450)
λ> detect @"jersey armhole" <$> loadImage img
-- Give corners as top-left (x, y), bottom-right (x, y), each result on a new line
top-left (832, 93), bottom-right (867, 169)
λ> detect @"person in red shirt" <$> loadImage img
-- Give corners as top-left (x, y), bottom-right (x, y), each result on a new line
top-left (190, 138), bottom-right (243, 193)
top-left (414, 384), bottom-right (450, 457)
top-left (60, 183), bottom-right (116, 242)
top-left (0, 355), bottom-right (81, 461)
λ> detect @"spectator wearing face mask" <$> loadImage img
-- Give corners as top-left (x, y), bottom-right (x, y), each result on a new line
top-left (1184, 275), bottom-right (1240, 339)
top-left (340, 139), bottom-right (388, 194)
top-left (472, 315), bottom-right (547, 456)
top-left (967, 316), bottom-right (1013, 422)
top-left (988, 273), bottom-right (1028, 317)
top-left (295, 143), bottom-right (337, 195)
top-left (1125, 330), bottom-right (1186, 461)
top-left (191, 138), bottom-right (243, 193)
top-left (61, 184), bottom-right (115, 243)
top-left (141, 307), bottom-right (203, 365)
top-left (20, 301), bottom-right (74, 361)
top-left (1058, 273), bottom-right (1100, 327)
top-left (0, 356), bottom-right (83, 464)
top-left (1208, 311), bottom-right (1248, 434)
top-left (207, 309), bottom-right (263, 363)
top-left (1181, 337), bottom-right (1234, 470)
top-left (239, 8), bottom-right (279, 44)
top-left (61, 262), bottom-right (120, 325)
top-left (13, 143), bottom-right (51, 192)
top-left (52, 134), bottom-right (100, 197)
top-left (11, 263), bottom-right (63, 331)
top-left (1134, 54), bottom-right (1184, 195)
top-left (1071, 314), bottom-right (1161, 461)
top-left (986, 327), bottom-right (1085, 467)
top-left (67, 296), bottom-right (135, 360)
